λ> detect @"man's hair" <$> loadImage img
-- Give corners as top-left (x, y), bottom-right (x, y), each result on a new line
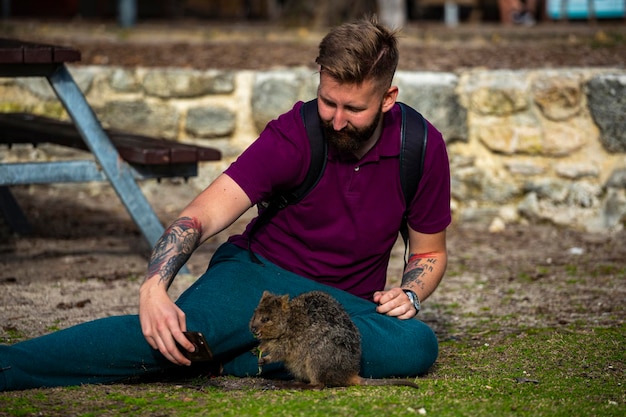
top-left (315, 17), bottom-right (399, 92)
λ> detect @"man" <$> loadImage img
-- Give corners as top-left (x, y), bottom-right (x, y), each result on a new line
top-left (0, 17), bottom-right (450, 391)
top-left (498, 0), bottom-right (537, 25)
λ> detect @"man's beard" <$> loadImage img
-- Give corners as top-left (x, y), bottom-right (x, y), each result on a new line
top-left (322, 109), bottom-right (382, 154)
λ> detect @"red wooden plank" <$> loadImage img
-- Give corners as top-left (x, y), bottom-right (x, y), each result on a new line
top-left (52, 46), bottom-right (81, 63)
top-left (111, 133), bottom-right (206, 164)
top-left (111, 133), bottom-right (174, 165)
top-left (0, 46), bottom-right (23, 63)
top-left (0, 39), bottom-right (25, 63)
top-left (169, 145), bottom-right (198, 164)
top-left (23, 45), bottom-right (53, 63)
top-left (0, 38), bottom-right (81, 64)
top-left (0, 113), bottom-right (222, 165)
top-left (118, 147), bottom-right (171, 165)
top-left (196, 147), bottom-right (222, 161)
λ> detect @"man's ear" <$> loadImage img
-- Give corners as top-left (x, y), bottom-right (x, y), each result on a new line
top-left (381, 86), bottom-right (399, 113)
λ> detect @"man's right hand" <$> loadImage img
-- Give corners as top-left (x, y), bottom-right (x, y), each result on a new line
top-left (136, 174), bottom-right (253, 366)
top-left (139, 281), bottom-right (195, 366)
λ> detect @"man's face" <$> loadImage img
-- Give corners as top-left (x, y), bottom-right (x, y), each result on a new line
top-left (317, 72), bottom-right (386, 154)
top-left (321, 107), bottom-right (382, 153)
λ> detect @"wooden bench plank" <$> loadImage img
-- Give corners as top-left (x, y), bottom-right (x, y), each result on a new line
top-left (52, 46), bottom-right (81, 63)
top-left (0, 38), bottom-right (81, 64)
top-left (0, 45), bottom-right (23, 63)
top-left (24, 45), bottom-right (53, 64)
top-left (109, 132), bottom-right (198, 164)
top-left (0, 112), bottom-right (221, 166)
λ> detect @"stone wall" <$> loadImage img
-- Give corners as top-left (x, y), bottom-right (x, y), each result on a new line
top-left (1, 66), bottom-right (625, 232)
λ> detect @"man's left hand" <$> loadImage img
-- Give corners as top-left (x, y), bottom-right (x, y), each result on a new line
top-left (373, 288), bottom-right (418, 320)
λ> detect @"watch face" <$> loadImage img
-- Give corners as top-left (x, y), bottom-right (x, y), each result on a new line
top-left (404, 290), bottom-right (420, 312)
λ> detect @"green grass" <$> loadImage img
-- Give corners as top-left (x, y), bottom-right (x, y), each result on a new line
top-left (1, 325), bottom-right (623, 417)
top-left (45, 319), bottom-right (64, 333)
top-left (0, 326), bottom-right (24, 344)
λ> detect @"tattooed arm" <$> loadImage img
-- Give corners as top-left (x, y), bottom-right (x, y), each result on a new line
top-left (139, 173), bottom-right (251, 365)
top-left (146, 217), bottom-right (203, 289)
top-left (373, 228), bottom-right (447, 320)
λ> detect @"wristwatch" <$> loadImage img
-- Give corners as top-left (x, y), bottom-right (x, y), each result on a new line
top-left (403, 289), bottom-right (421, 315)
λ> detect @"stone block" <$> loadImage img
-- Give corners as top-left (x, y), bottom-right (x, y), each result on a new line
top-left (532, 72), bottom-right (583, 121)
top-left (251, 70), bottom-right (314, 132)
top-left (98, 100), bottom-right (180, 139)
top-left (143, 69), bottom-right (234, 98)
top-left (461, 70), bottom-right (530, 116)
top-left (477, 113), bottom-right (587, 157)
top-left (505, 160), bottom-right (546, 176)
top-left (524, 178), bottom-right (569, 203)
top-left (540, 119), bottom-right (588, 157)
top-left (395, 72), bottom-right (467, 142)
top-left (110, 68), bottom-right (141, 92)
top-left (186, 106), bottom-right (236, 138)
top-left (601, 188), bottom-right (626, 229)
top-left (555, 162), bottom-right (599, 179)
top-left (476, 114), bottom-right (543, 155)
top-left (587, 74), bottom-right (626, 153)
top-left (606, 168), bottom-right (626, 188)
top-left (451, 165), bottom-right (519, 204)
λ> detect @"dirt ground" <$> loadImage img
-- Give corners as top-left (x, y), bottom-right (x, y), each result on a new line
top-left (0, 20), bottom-right (625, 346)
top-left (2, 19), bottom-right (626, 71)
top-left (1, 181), bottom-right (624, 343)
top-left (50, 24), bottom-right (626, 71)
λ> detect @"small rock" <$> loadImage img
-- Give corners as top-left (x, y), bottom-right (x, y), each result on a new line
top-left (567, 247), bottom-right (584, 255)
top-left (489, 217), bottom-right (506, 233)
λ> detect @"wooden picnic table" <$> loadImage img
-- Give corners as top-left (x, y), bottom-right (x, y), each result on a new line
top-left (0, 38), bottom-right (221, 258)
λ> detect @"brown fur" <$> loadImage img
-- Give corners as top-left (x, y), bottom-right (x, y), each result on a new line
top-left (249, 290), bottom-right (419, 389)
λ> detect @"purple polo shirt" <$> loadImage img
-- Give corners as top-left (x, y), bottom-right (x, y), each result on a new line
top-left (226, 101), bottom-right (451, 301)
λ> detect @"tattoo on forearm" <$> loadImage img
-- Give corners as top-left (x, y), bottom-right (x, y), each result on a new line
top-left (401, 255), bottom-right (437, 290)
top-left (144, 216), bottom-right (203, 288)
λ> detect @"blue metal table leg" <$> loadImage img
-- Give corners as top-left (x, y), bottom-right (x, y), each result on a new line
top-left (46, 65), bottom-right (190, 275)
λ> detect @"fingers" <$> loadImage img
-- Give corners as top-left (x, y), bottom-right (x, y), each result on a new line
top-left (149, 326), bottom-right (194, 366)
top-left (154, 329), bottom-right (193, 366)
top-left (375, 288), bottom-right (417, 320)
top-left (140, 304), bottom-right (194, 366)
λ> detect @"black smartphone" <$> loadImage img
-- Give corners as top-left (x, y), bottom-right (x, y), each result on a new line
top-left (177, 331), bottom-right (213, 362)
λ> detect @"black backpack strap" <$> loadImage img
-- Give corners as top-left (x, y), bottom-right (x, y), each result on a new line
top-left (398, 102), bottom-right (428, 266)
top-left (248, 99), bottom-right (327, 263)
top-left (290, 99), bottom-right (328, 204)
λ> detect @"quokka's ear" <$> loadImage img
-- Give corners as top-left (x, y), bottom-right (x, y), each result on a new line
top-left (261, 290), bottom-right (275, 300)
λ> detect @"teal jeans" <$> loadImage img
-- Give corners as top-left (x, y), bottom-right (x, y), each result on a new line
top-left (0, 243), bottom-right (438, 391)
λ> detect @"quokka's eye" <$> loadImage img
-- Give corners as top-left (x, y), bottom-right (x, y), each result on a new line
top-left (261, 317), bottom-right (270, 323)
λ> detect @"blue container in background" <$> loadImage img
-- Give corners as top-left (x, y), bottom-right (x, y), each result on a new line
top-left (547, 0), bottom-right (625, 19)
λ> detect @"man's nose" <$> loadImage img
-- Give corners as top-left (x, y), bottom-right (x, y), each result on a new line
top-left (332, 109), bottom-right (348, 131)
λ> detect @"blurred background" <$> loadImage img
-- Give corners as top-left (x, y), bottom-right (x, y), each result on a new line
top-left (1, 0), bottom-right (624, 28)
